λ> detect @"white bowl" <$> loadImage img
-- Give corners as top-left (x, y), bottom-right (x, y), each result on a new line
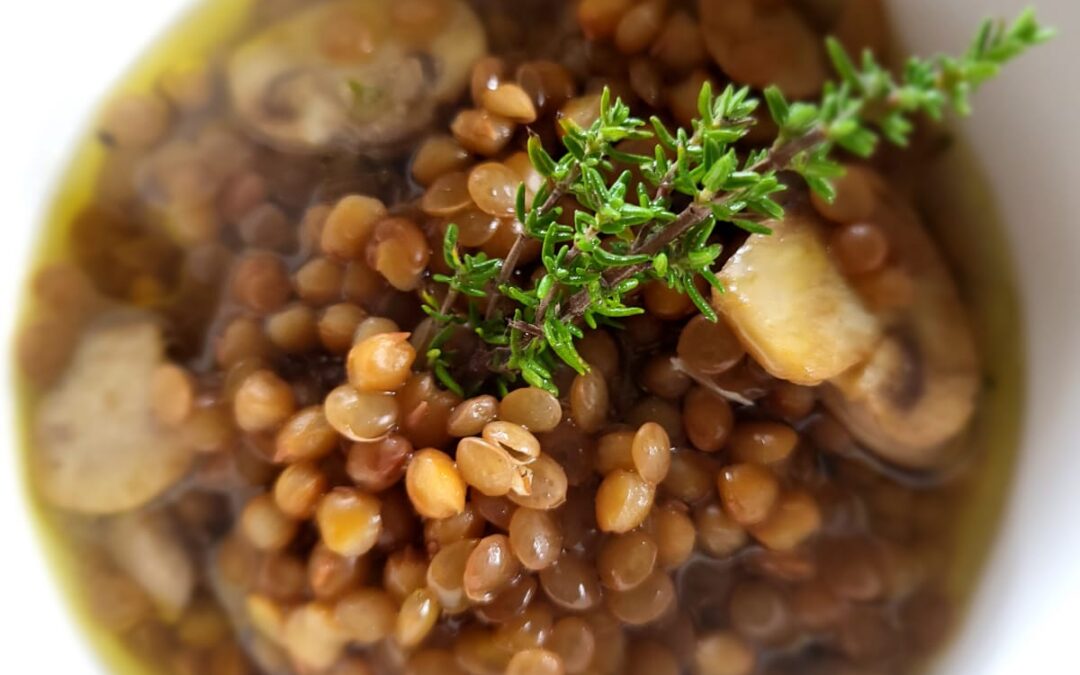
top-left (0, 0), bottom-right (1077, 672)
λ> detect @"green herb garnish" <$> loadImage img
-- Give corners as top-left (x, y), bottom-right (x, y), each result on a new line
top-left (425, 9), bottom-right (1053, 395)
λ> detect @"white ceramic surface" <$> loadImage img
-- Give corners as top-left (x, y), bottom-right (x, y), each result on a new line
top-left (0, 1), bottom-right (1077, 673)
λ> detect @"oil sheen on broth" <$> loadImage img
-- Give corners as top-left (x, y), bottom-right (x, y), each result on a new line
top-left (14, 1), bottom-right (1021, 674)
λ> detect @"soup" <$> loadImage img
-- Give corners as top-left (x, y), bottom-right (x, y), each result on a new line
top-left (14, 0), bottom-right (1031, 674)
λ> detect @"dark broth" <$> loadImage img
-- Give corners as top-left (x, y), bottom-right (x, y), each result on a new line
top-left (16, 1), bottom-right (1021, 674)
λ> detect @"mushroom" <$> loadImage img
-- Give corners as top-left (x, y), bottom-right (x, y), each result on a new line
top-left (821, 186), bottom-right (980, 469)
top-left (713, 211), bottom-right (882, 386)
top-left (32, 314), bottom-right (195, 514)
top-left (697, 0), bottom-right (827, 100)
top-left (105, 509), bottom-right (195, 620)
top-left (227, 0), bottom-right (487, 155)
top-left (713, 181), bottom-right (979, 469)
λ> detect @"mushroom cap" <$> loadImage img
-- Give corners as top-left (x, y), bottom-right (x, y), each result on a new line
top-left (227, 0), bottom-right (486, 155)
top-left (33, 314), bottom-right (195, 514)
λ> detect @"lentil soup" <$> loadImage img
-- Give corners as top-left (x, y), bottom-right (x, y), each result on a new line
top-left (15, 1), bottom-right (1023, 674)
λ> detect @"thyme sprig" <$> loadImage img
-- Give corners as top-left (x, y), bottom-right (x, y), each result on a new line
top-left (425, 9), bottom-right (1052, 395)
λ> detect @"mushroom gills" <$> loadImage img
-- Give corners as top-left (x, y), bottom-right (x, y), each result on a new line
top-left (227, 0), bottom-right (486, 155)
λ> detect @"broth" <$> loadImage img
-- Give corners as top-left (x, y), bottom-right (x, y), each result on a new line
top-left (15, 1), bottom-right (1022, 674)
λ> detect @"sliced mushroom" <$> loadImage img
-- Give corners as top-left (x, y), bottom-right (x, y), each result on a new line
top-left (228, 0), bottom-right (486, 155)
top-left (822, 185), bottom-right (980, 469)
top-left (697, 0), bottom-right (827, 99)
top-left (713, 211), bottom-right (882, 386)
top-left (714, 181), bottom-right (979, 469)
top-left (33, 314), bottom-right (195, 514)
top-left (105, 509), bottom-right (195, 620)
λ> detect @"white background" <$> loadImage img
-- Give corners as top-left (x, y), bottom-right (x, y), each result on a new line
top-left (0, 1), bottom-right (1078, 673)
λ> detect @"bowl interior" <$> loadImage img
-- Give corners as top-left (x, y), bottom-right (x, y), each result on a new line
top-left (2, 1), bottom-right (1079, 673)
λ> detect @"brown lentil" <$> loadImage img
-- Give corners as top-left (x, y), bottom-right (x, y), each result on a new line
top-left (231, 252), bottom-right (291, 314)
top-left (506, 649), bottom-right (565, 675)
top-left (482, 84), bottom-right (538, 123)
top-left (728, 421), bottom-right (799, 465)
top-left (483, 420), bottom-right (541, 462)
top-left (548, 616), bottom-right (595, 674)
top-left (749, 490), bottom-right (822, 551)
top-left (426, 538), bottom-right (479, 614)
top-left (318, 302), bottom-right (368, 354)
top-left (421, 171), bottom-right (472, 218)
top-left (456, 436), bottom-right (517, 497)
top-left (447, 395), bottom-right (499, 437)
top-left (765, 381), bottom-right (817, 421)
top-left (382, 546), bottom-right (428, 601)
top-left (274, 461), bottom-right (328, 519)
top-left (605, 569), bottom-right (675, 626)
top-left (810, 165), bottom-right (877, 224)
top-left (651, 11), bottom-right (706, 72)
top-left (499, 387), bottom-right (563, 432)
top-left (682, 386), bottom-right (735, 452)
top-left (463, 534), bottom-right (522, 602)
top-left (597, 531), bottom-right (657, 591)
top-left (631, 422), bottom-right (671, 484)
top-left (516, 60), bottom-right (575, 116)
top-left (650, 503), bottom-right (697, 569)
top-left (275, 405), bottom-right (338, 463)
top-left (346, 434), bottom-right (412, 492)
top-left (316, 488), bottom-right (383, 558)
top-left (412, 135), bottom-right (471, 186)
top-left (718, 463), bottom-right (780, 526)
top-left (347, 332), bottom-right (416, 393)
top-left (266, 304), bottom-right (320, 353)
top-left (663, 449), bottom-right (717, 504)
top-left (694, 502), bottom-right (748, 558)
top-left (321, 195), bottom-right (387, 261)
top-left (406, 448), bottom-right (467, 519)
top-left (831, 221), bottom-right (891, 276)
top-left (294, 257), bottom-right (345, 306)
top-left (539, 554), bottom-right (602, 611)
top-left (508, 453), bottom-right (569, 511)
top-left (509, 507), bottom-right (564, 571)
top-left (640, 354), bottom-right (692, 399)
top-left (460, 493), bottom-right (506, 532)
top-left (570, 367), bottom-right (609, 433)
top-left (396, 587), bottom-right (441, 648)
top-left (367, 217), bottom-right (431, 292)
top-left (596, 470), bottom-right (655, 533)
top-left (335, 588), bottom-right (397, 644)
top-left (450, 109), bottom-right (515, 157)
top-left (240, 493), bottom-right (298, 552)
top-left (233, 369), bottom-right (296, 433)
top-left (324, 385), bottom-right (399, 441)
top-left (615, 0), bottom-right (666, 54)
top-left (577, 0), bottom-right (632, 39)
top-left (575, 331), bottom-right (619, 381)
top-left (308, 542), bottom-right (367, 600)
